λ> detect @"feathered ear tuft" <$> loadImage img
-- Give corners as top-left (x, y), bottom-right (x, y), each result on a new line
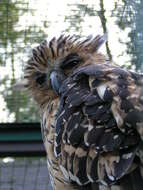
top-left (74, 34), bottom-right (107, 53)
top-left (90, 33), bottom-right (107, 53)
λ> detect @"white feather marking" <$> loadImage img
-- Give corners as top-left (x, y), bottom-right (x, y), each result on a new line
top-left (96, 125), bottom-right (104, 129)
top-left (69, 171), bottom-right (76, 182)
top-left (63, 139), bottom-right (66, 144)
top-left (113, 135), bottom-right (119, 139)
top-left (53, 146), bottom-right (61, 158)
top-left (108, 175), bottom-right (115, 181)
top-left (83, 180), bottom-right (90, 185)
top-left (74, 123), bottom-right (79, 129)
top-left (54, 141), bottom-right (58, 146)
top-left (115, 114), bottom-right (122, 125)
top-left (59, 165), bottom-right (70, 181)
top-left (122, 153), bottom-right (133, 159)
top-left (98, 180), bottom-right (108, 186)
top-left (85, 142), bottom-right (89, 146)
top-left (56, 110), bottom-right (65, 120)
top-left (82, 124), bottom-right (89, 128)
top-left (73, 112), bottom-right (80, 116)
top-left (47, 160), bottom-right (51, 169)
top-left (111, 102), bottom-right (123, 128)
top-left (75, 177), bottom-right (82, 185)
top-left (75, 176), bottom-right (90, 186)
top-left (87, 174), bottom-right (94, 182)
top-left (97, 84), bottom-right (107, 99)
top-left (126, 123), bottom-right (132, 127)
top-left (69, 104), bottom-right (72, 108)
top-left (88, 124), bottom-right (93, 131)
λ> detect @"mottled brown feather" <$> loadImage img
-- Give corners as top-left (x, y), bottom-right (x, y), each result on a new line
top-left (24, 34), bottom-right (143, 190)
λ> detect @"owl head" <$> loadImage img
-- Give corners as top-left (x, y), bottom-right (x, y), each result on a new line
top-left (23, 34), bottom-right (106, 107)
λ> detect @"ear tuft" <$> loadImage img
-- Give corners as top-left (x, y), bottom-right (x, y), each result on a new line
top-left (91, 33), bottom-right (107, 52)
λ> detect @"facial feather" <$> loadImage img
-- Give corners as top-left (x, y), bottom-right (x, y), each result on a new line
top-left (24, 34), bottom-right (106, 107)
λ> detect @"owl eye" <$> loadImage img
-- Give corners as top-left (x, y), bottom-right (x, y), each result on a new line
top-left (60, 53), bottom-right (82, 70)
top-left (35, 72), bottom-right (47, 85)
top-left (71, 60), bottom-right (80, 65)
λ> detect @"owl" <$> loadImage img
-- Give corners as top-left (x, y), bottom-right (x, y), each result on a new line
top-left (23, 34), bottom-right (143, 190)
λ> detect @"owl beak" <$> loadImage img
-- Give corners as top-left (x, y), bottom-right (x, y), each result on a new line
top-left (50, 71), bottom-right (66, 95)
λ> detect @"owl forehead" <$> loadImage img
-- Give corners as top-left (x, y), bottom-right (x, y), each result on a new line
top-left (43, 35), bottom-right (84, 60)
top-left (27, 34), bottom-right (105, 73)
top-left (38, 34), bottom-right (105, 61)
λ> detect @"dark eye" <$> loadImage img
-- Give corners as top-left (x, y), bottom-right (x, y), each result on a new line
top-left (35, 72), bottom-right (47, 85)
top-left (60, 53), bottom-right (82, 70)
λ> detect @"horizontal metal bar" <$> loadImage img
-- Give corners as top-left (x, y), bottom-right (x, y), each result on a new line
top-left (0, 142), bottom-right (46, 157)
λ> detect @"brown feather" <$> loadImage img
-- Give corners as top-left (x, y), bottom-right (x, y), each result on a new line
top-left (24, 34), bottom-right (143, 190)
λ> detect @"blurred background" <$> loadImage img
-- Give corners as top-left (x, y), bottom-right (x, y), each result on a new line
top-left (0, 0), bottom-right (143, 189)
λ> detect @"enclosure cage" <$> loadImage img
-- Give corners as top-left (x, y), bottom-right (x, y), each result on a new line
top-left (0, 123), bottom-right (52, 190)
top-left (1, 0), bottom-right (143, 189)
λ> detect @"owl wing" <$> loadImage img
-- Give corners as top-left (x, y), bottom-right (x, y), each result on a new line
top-left (54, 63), bottom-right (143, 186)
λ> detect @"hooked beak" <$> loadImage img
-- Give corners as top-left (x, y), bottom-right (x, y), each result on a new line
top-left (50, 70), bottom-right (66, 95)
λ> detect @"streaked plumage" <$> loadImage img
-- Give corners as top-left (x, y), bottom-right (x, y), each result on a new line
top-left (24, 34), bottom-right (143, 190)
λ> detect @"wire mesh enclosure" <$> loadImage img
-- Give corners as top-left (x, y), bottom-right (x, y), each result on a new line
top-left (1, 0), bottom-right (143, 189)
top-left (0, 123), bottom-right (52, 190)
top-left (0, 157), bottom-right (52, 190)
